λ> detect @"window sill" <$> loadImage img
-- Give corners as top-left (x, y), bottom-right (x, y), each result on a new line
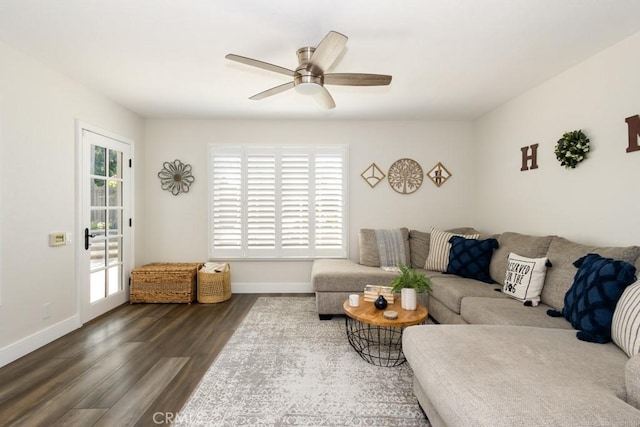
top-left (208, 256), bottom-right (348, 262)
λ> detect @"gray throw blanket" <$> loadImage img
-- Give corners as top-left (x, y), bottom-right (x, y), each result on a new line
top-left (374, 229), bottom-right (406, 268)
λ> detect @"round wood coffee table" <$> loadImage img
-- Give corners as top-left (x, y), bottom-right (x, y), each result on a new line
top-left (343, 296), bottom-right (427, 366)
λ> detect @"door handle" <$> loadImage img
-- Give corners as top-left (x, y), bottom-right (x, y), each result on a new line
top-left (84, 228), bottom-right (96, 250)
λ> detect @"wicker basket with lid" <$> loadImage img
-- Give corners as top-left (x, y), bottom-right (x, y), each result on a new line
top-left (130, 262), bottom-right (202, 303)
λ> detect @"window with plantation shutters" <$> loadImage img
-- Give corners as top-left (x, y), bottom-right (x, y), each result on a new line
top-left (208, 145), bottom-right (348, 259)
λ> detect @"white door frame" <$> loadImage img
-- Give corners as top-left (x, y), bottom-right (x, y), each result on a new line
top-left (75, 120), bottom-right (135, 324)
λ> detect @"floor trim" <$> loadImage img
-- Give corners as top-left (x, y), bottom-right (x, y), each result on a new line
top-left (0, 285), bottom-right (312, 368)
top-left (0, 314), bottom-right (80, 368)
top-left (232, 282), bottom-right (313, 294)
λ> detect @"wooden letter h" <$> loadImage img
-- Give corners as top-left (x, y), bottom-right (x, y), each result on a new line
top-left (626, 115), bottom-right (640, 153)
top-left (520, 143), bottom-right (539, 171)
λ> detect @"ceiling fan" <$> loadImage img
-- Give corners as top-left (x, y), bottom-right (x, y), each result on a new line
top-left (225, 31), bottom-right (392, 109)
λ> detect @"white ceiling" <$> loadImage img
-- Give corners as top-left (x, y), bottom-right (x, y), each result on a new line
top-left (1, 0), bottom-right (639, 120)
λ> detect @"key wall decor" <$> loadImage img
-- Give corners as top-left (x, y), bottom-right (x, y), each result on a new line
top-left (427, 162), bottom-right (452, 187)
top-left (388, 158), bottom-right (423, 194)
top-left (554, 130), bottom-right (590, 169)
top-left (626, 115), bottom-right (640, 153)
top-left (520, 144), bottom-right (539, 171)
top-left (360, 163), bottom-right (386, 188)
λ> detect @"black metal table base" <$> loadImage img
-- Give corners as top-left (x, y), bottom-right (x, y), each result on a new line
top-left (345, 316), bottom-right (409, 367)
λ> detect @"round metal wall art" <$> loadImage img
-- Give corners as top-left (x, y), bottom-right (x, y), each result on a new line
top-left (158, 159), bottom-right (195, 195)
top-left (387, 158), bottom-right (423, 194)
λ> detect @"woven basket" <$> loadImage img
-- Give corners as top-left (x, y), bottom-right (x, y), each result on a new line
top-left (130, 262), bottom-right (203, 304)
top-left (197, 264), bottom-right (231, 303)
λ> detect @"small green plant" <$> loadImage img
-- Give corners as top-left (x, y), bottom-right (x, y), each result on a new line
top-left (389, 263), bottom-right (432, 294)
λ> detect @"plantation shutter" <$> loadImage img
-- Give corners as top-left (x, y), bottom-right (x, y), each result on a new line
top-left (210, 149), bottom-right (243, 256)
top-left (209, 145), bottom-right (347, 259)
top-left (315, 152), bottom-right (345, 254)
top-left (246, 152), bottom-right (276, 256)
top-left (280, 151), bottom-right (310, 254)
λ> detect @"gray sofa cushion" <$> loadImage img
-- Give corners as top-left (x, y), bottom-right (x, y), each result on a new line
top-left (489, 232), bottom-right (554, 285)
top-left (409, 230), bottom-right (430, 269)
top-left (428, 297), bottom-right (468, 324)
top-left (311, 258), bottom-right (399, 293)
top-left (542, 237), bottom-right (640, 311)
top-left (403, 325), bottom-right (638, 426)
top-left (460, 297), bottom-right (573, 329)
top-left (429, 276), bottom-right (507, 314)
top-left (627, 355), bottom-right (640, 410)
top-left (358, 229), bottom-right (379, 267)
top-left (358, 228), bottom-right (410, 267)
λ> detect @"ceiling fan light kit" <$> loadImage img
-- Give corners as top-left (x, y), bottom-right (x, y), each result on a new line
top-left (226, 31), bottom-right (392, 109)
top-left (295, 81), bottom-right (322, 95)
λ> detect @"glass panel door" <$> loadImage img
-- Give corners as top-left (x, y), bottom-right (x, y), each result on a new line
top-left (79, 125), bottom-right (132, 323)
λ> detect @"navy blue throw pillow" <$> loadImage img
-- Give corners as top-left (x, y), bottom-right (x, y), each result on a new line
top-left (446, 236), bottom-right (499, 284)
top-left (558, 253), bottom-right (637, 344)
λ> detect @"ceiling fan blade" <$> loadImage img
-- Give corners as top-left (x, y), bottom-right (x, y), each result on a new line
top-left (226, 54), bottom-right (295, 77)
top-left (313, 87), bottom-right (336, 109)
top-left (324, 73), bottom-right (392, 86)
top-left (308, 31), bottom-right (348, 73)
top-left (249, 81), bottom-right (295, 100)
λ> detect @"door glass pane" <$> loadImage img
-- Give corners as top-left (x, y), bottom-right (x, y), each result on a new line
top-left (91, 145), bottom-right (107, 176)
top-left (91, 179), bottom-right (107, 207)
top-left (90, 210), bottom-right (107, 236)
top-left (108, 209), bottom-right (121, 236)
top-left (90, 239), bottom-right (105, 270)
top-left (107, 238), bottom-right (121, 265)
top-left (108, 180), bottom-right (122, 207)
top-left (109, 150), bottom-right (122, 179)
top-left (90, 271), bottom-right (106, 303)
top-left (108, 266), bottom-right (121, 295)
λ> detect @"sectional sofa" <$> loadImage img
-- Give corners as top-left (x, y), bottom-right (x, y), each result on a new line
top-left (310, 228), bottom-right (640, 426)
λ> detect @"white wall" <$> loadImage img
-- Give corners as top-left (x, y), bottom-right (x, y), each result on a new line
top-left (0, 41), bottom-right (145, 365)
top-left (6, 23), bottom-right (637, 366)
top-left (144, 119), bottom-right (474, 290)
top-left (473, 31), bottom-right (640, 246)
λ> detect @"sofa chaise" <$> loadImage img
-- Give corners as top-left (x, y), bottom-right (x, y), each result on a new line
top-left (310, 227), bottom-right (640, 426)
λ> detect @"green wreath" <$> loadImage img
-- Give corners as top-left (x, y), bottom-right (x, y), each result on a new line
top-left (554, 130), bottom-right (590, 169)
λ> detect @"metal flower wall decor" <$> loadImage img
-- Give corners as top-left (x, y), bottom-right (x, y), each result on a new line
top-left (158, 159), bottom-right (195, 195)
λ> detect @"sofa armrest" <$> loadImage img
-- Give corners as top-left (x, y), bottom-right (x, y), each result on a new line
top-left (626, 354), bottom-right (640, 409)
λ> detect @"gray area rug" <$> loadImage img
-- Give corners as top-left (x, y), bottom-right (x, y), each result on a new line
top-left (177, 297), bottom-right (429, 426)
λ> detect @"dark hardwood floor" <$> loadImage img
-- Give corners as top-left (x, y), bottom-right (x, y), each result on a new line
top-left (0, 294), bottom-right (312, 426)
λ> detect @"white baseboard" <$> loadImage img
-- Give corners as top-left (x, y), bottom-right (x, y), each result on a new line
top-left (0, 283), bottom-right (312, 368)
top-left (232, 282), bottom-right (314, 294)
top-left (0, 315), bottom-right (81, 368)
